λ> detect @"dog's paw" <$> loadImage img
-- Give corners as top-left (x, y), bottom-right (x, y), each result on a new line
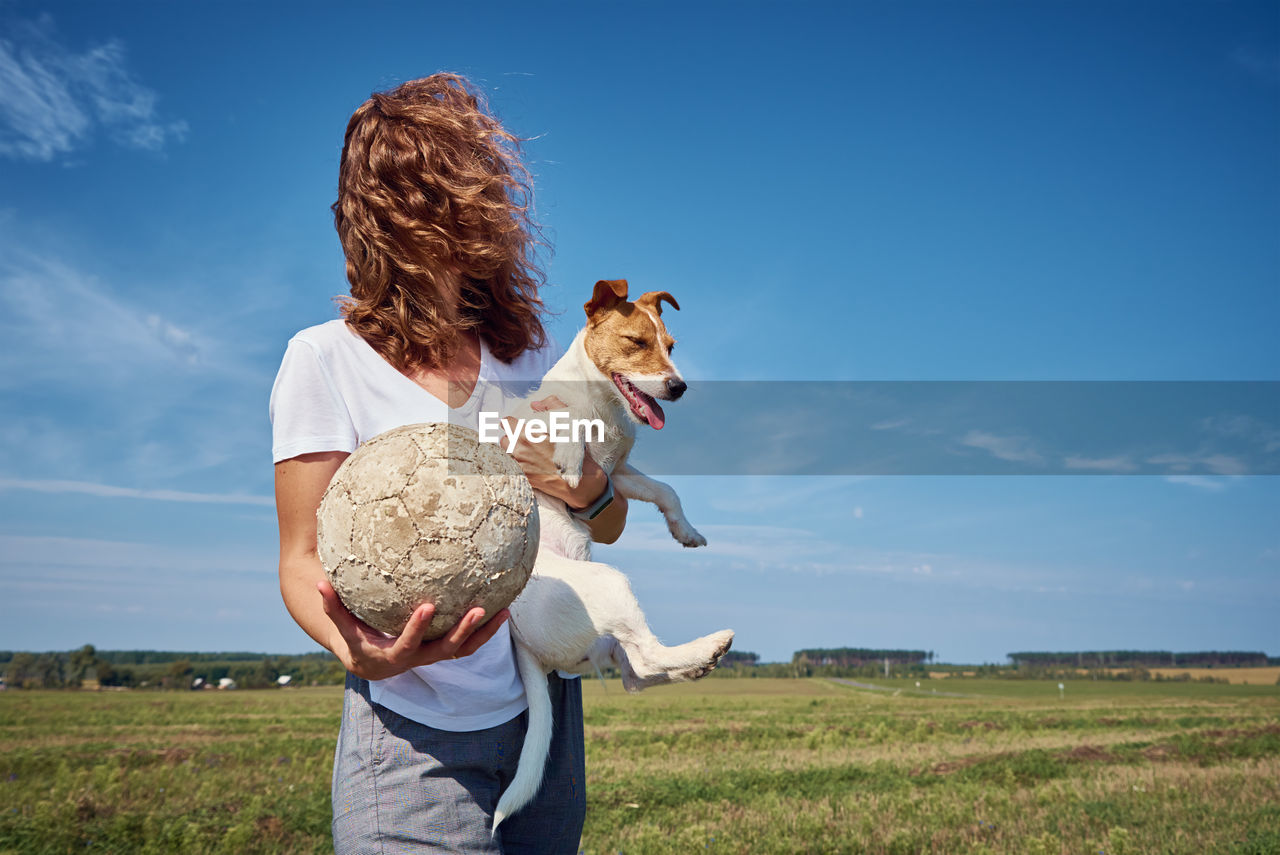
top-left (668, 518), bottom-right (707, 548)
top-left (552, 441), bottom-right (585, 488)
top-left (679, 630), bottom-right (734, 682)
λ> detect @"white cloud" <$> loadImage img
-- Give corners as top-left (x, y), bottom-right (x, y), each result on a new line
top-left (1062, 455), bottom-right (1138, 473)
top-left (1164, 475), bottom-right (1227, 491)
top-left (1200, 414), bottom-right (1280, 454)
top-left (0, 237), bottom-right (269, 390)
top-left (705, 476), bottom-right (868, 515)
top-left (959, 430), bottom-right (1043, 464)
top-left (604, 521), bottom-right (1076, 593)
top-left (609, 521), bottom-right (836, 562)
top-left (853, 505), bottom-right (864, 519)
top-left (0, 15), bottom-right (187, 161)
top-left (1148, 453), bottom-right (1247, 476)
top-left (0, 477), bottom-right (273, 506)
top-left (0, 534), bottom-right (268, 575)
top-left (0, 230), bottom-right (274, 490)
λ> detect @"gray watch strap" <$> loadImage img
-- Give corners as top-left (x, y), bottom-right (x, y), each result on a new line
top-left (569, 473), bottom-right (614, 521)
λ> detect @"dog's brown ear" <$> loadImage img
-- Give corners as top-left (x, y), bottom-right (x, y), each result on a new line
top-left (635, 291), bottom-right (680, 315)
top-left (584, 279), bottom-right (629, 321)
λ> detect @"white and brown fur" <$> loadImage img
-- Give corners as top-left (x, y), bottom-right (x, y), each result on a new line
top-left (493, 280), bottom-right (734, 830)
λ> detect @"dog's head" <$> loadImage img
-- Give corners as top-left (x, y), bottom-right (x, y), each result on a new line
top-left (582, 279), bottom-right (687, 430)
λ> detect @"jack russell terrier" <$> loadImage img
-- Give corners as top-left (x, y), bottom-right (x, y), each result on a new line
top-left (492, 279), bottom-right (734, 830)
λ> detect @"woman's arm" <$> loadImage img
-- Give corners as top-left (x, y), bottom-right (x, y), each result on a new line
top-left (276, 451), bottom-right (508, 681)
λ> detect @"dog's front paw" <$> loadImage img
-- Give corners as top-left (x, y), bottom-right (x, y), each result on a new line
top-left (668, 518), bottom-right (707, 548)
top-left (552, 441), bottom-right (584, 488)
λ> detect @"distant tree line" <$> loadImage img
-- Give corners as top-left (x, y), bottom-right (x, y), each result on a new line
top-left (1007, 650), bottom-right (1269, 668)
top-left (5, 645), bottom-right (1273, 690)
top-left (792, 648), bottom-right (932, 667)
top-left (89, 650), bottom-right (287, 666)
top-left (0, 646), bottom-right (345, 690)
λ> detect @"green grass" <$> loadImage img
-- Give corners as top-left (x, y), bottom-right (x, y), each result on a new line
top-left (2, 679), bottom-right (1278, 854)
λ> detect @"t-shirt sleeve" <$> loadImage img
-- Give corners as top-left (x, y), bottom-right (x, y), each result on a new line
top-left (269, 338), bottom-right (359, 463)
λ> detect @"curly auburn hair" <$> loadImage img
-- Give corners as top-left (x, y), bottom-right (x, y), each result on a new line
top-left (333, 73), bottom-right (547, 370)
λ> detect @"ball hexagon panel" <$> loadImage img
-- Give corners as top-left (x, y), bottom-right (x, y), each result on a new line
top-left (349, 496), bottom-right (420, 574)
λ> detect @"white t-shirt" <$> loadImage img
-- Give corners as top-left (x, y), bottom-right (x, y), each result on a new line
top-left (270, 318), bottom-right (559, 731)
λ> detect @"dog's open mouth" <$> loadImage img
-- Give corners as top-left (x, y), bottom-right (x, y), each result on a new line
top-left (612, 373), bottom-right (665, 430)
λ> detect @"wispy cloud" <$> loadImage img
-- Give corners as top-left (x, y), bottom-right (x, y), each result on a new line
top-left (0, 534), bottom-right (268, 574)
top-left (0, 477), bottom-right (273, 506)
top-left (1201, 414), bottom-right (1280, 454)
top-left (0, 229), bottom-right (273, 490)
top-left (606, 521), bottom-right (1065, 592)
top-left (1062, 455), bottom-right (1138, 473)
top-left (0, 241), bottom-right (210, 382)
top-left (1147, 453), bottom-right (1247, 476)
top-left (959, 430), bottom-right (1044, 464)
top-left (1164, 475), bottom-right (1228, 491)
top-left (703, 476), bottom-right (868, 514)
top-left (0, 14), bottom-right (187, 161)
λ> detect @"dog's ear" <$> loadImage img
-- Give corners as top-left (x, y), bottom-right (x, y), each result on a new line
top-left (584, 279), bottom-right (629, 321)
top-left (635, 291), bottom-right (680, 315)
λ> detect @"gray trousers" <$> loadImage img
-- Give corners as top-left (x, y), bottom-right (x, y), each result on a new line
top-left (332, 671), bottom-right (586, 854)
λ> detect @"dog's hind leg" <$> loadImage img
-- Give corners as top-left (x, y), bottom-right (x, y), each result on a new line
top-left (612, 463), bottom-right (707, 548)
top-left (611, 627), bottom-right (735, 692)
top-left (525, 554), bottom-right (733, 692)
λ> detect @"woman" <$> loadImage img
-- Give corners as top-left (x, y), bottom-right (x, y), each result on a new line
top-left (271, 73), bottom-right (626, 854)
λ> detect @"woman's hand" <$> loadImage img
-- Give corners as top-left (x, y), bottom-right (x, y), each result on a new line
top-left (318, 580), bottom-right (508, 681)
top-left (504, 396), bottom-right (628, 542)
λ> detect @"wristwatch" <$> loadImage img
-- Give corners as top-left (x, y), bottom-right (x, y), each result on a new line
top-left (569, 473), bottom-right (615, 522)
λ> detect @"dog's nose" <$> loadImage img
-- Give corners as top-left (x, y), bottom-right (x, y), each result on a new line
top-left (666, 378), bottom-right (687, 400)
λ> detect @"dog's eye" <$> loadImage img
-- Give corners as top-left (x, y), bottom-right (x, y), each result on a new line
top-left (626, 336), bottom-right (647, 348)
top-left (667, 342), bottom-right (675, 354)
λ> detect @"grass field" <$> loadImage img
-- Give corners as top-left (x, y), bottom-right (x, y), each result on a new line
top-left (2, 678), bottom-right (1278, 854)
top-left (1142, 667), bottom-right (1280, 685)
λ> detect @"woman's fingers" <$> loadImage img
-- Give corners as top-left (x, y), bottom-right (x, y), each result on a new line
top-left (452, 608), bottom-right (509, 658)
top-left (443, 607), bottom-right (488, 649)
top-left (389, 602), bottom-right (437, 659)
top-left (418, 607), bottom-right (489, 663)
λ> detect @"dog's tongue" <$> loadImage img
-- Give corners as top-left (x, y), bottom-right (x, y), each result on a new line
top-left (638, 396), bottom-right (665, 430)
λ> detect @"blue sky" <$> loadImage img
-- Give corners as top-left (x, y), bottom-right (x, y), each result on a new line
top-left (1, 1), bottom-right (1276, 664)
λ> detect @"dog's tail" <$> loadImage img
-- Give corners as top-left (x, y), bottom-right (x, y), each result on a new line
top-left (492, 641), bottom-right (553, 835)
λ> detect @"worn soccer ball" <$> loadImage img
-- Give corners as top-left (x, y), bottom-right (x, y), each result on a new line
top-left (316, 422), bottom-right (539, 639)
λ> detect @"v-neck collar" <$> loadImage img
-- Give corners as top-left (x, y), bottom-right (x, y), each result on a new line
top-left (343, 322), bottom-right (488, 412)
